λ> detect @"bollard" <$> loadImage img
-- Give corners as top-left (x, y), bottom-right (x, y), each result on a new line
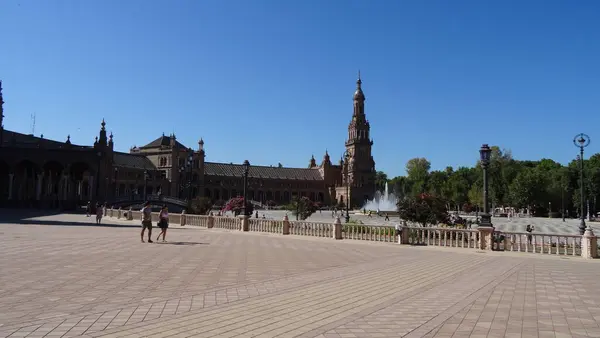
top-left (282, 214), bottom-right (290, 235)
top-left (333, 216), bottom-right (343, 240)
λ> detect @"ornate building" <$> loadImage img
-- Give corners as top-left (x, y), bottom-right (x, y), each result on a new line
top-left (0, 76), bottom-right (376, 209)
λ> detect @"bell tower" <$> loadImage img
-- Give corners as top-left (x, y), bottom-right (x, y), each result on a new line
top-left (341, 72), bottom-right (376, 206)
top-left (0, 80), bottom-right (4, 146)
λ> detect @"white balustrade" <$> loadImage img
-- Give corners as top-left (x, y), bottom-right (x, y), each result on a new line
top-left (248, 219), bottom-right (283, 234)
top-left (343, 224), bottom-right (396, 242)
top-left (289, 221), bottom-right (332, 237)
top-left (501, 232), bottom-right (581, 256)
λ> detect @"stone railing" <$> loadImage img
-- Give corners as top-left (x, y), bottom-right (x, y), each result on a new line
top-left (343, 224), bottom-right (396, 242)
top-left (103, 207), bottom-right (598, 259)
top-left (289, 220), bottom-right (333, 237)
top-left (213, 216), bottom-right (240, 230)
top-left (185, 214), bottom-right (209, 227)
top-left (249, 218), bottom-right (283, 234)
top-left (495, 231), bottom-right (582, 256)
top-left (403, 226), bottom-right (480, 249)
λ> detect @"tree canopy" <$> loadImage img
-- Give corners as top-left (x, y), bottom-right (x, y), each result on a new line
top-left (385, 150), bottom-right (600, 218)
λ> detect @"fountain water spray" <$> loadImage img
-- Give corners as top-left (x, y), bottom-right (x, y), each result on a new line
top-left (363, 182), bottom-right (398, 211)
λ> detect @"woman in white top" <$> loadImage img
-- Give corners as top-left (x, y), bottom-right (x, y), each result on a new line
top-left (156, 205), bottom-right (169, 242)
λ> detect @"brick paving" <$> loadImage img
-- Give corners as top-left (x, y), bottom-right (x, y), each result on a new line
top-left (1, 213), bottom-right (600, 337)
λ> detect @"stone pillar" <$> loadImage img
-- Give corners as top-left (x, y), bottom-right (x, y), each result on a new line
top-left (207, 215), bottom-right (214, 229)
top-left (180, 210), bottom-right (186, 226)
top-left (88, 176), bottom-right (94, 200)
top-left (282, 214), bottom-right (290, 235)
top-left (399, 222), bottom-right (409, 244)
top-left (477, 226), bottom-right (494, 250)
top-left (103, 205), bottom-right (107, 216)
top-left (333, 216), bottom-right (343, 240)
top-left (127, 207), bottom-right (133, 221)
top-left (581, 228), bottom-right (598, 259)
top-left (117, 207), bottom-right (122, 219)
top-left (239, 215), bottom-right (249, 231)
top-left (7, 173), bottom-right (14, 200)
top-left (36, 174), bottom-right (43, 200)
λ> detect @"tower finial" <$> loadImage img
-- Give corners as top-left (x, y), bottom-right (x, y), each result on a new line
top-left (101, 118), bottom-right (106, 130)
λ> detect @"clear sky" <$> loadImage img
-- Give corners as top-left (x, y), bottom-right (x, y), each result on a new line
top-left (1, 0), bottom-right (599, 177)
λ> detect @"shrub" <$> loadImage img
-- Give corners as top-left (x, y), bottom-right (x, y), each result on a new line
top-left (223, 197), bottom-right (254, 216)
top-left (397, 193), bottom-right (449, 227)
top-left (188, 196), bottom-right (213, 215)
top-left (284, 197), bottom-right (318, 220)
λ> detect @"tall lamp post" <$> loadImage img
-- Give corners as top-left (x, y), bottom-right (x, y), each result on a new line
top-left (573, 133), bottom-right (591, 235)
top-left (242, 160), bottom-right (250, 216)
top-left (343, 150), bottom-right (350, 223)
top-left (187, 149), bottom-right (194, 200)
top-left (114, 168), bottom-right (119, 200)
top-left (143, 170), bottom-right (149, 201)
top-left (479, 144), bottom-right (492, 227)
top-left (561, 187), bottom-right (565, 222)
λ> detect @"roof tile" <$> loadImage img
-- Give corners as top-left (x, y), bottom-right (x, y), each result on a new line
top-left (204, 162), bottom-right (323, 181)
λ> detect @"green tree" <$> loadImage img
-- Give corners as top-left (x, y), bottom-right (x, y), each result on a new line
top-left (397, 193), bottom-right (449, 227)
top-left (285, 197), bottom-right (318, 220)
top-left (427, 170), bottom-right (447, 196)
top-left (374, 171), bottom-right (389, 192)
top-left (509, 168), bottom-right (547, 214)
top-left (188, 196), bottom-right (213, 215)
top-left (405, 158), bottom-right (431, 196)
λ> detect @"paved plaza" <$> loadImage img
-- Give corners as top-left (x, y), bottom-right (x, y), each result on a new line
top-left (1, 212), bottom-right (600, 338)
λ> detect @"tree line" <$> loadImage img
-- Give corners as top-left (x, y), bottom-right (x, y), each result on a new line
top-left (375, 146), bottom-right (600, 217)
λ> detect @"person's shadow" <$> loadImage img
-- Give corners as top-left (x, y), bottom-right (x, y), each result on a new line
top-left (154, 241), bottom-right (208, 246)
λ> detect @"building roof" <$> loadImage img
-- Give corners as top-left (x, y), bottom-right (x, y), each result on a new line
top-left (204, 162), bottom-right (323, 181)
top-left (1, 129), bottom-right (90, 150)
top-left (140, 134), bottom-right (187, 150)
top-left (113, 152), bottom-right (157, 169)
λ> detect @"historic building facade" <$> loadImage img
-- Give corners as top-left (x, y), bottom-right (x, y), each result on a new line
top-left (0, 76), bottom-right (376, 209)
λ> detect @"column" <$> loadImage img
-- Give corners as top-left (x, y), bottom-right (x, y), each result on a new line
top-left (8, 173), bottom-right (14, 200)
top-left (89, 176), bottom-right (94, 199)
top-left (36, 174), bottom-right (43, 200)
top-left (63, 176), bottom-right (68, 200)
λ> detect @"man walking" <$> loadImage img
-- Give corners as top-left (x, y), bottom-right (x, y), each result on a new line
top-left (141, 201), bottom-right (153, 243)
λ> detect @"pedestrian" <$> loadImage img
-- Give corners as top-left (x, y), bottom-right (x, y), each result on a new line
top-left (141, 201), bottom-right (153, 243)
top-left (526, 224), bottom-right (534, 245)
top-left (95, 203), bottom-right (103, 224)
top-left (156, 205), bottom-right (169, 242)
top-left (86, 201), bottom-right (91, 217)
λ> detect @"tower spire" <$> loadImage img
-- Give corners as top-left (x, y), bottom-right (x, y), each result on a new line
top-left (0, 80), bottom-right (4, 129)
top-left (0, 80), bottom-right (4, 146)
top-left (98, 119), bottom-right (107, 146)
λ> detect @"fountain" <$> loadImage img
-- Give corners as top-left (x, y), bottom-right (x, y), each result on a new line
top-left (362, 182), bottom-right (398, 212)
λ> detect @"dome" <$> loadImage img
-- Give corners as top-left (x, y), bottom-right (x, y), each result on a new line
top-left (353, 88), bottom-right (365, 101)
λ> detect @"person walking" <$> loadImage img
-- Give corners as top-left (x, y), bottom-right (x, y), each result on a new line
top-left (141, 202), bottom-right (153, 243)
top-left (95, 203), bottom-right (103, 224)
top-left (156, 205), bottom-right (169, 242)
top-left (526, 224), bottom-right (534, 246)
top-left (86, 201), bottom-right (91, 217)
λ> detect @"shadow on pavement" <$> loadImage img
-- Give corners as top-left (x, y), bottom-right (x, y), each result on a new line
top-left (2, 219), bottom-right (142, 228)
top-left (153, 241), bottom-right (208, 246)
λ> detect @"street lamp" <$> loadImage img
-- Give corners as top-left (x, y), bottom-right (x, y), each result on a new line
top-left (187, 149), bottom-right (194, 200)
top-left (561, 187), bottom-right (565, 222)
top-left (479, 144), bottom-right (492, 227)
top-left (242, 160), bottom-right (250, 216)
top-left (143, 170), bottom-right (149, 201)
top-left (573, 133), bottom-right (591, 235)
top-left (343, 150), bottom-right (350, 223)
top-left (114, 167), bottom-right (119, 199)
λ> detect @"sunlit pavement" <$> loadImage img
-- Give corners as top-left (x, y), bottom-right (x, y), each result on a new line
top-left (1, 212), bottom-right (600, 338)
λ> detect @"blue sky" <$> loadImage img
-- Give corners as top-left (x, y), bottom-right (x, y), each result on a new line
top-left (1, 0), bottom-right (599, 177)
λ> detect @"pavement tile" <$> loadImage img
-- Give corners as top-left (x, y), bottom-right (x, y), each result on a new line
top-left (2, 213), bottom-right (600, 337)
